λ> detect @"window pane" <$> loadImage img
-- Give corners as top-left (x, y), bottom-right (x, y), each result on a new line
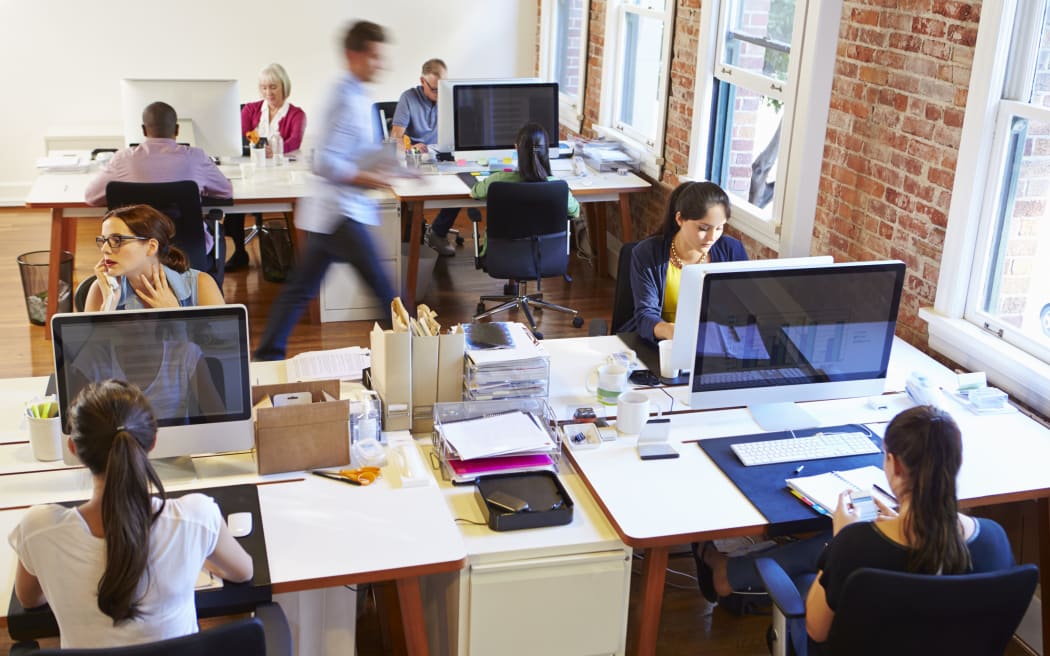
top-left (723, 0), bottom-right (795, 82)
top-left (712, 83), bottom-right (783, 214)
top-left (622, 0), bottom-right (667, 9)
top-left (983, 115), bottom-right (1050, 341)
top-left (1021, 4), bottom-right (1050, 103)
top-left (554, 0), bottom-right (587, 98)
top-left (618, 11), bottom-right (665, 138)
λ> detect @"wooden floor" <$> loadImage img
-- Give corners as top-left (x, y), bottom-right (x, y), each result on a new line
top-left (0, 208), bottom-right (1029, 655)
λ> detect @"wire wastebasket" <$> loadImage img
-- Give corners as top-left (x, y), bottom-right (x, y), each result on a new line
top-left (17, 250), bottom-right (72, 325)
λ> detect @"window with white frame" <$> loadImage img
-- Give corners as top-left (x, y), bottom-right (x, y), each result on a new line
top-left (596, 0), bottom-right (675, 172)
top-left (926, 1), bottom-right (1050, 409)
top-left (539, 0), bottom-right (590, 132)
top-left (689, 0), bottom-right (840, 254)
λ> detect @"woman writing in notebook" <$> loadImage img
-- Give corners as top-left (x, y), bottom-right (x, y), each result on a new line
top-left (8, 380), bottom-right (252, 648)
top-left (621, 181), bottom-right (748, 342)
top-left (86, 204), bottom-right (225, 312)
top-left (696, 406), bottom-right (1014, 645)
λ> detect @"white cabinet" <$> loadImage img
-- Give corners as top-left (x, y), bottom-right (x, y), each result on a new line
top-left (319, 199), bottom-right (401, 322)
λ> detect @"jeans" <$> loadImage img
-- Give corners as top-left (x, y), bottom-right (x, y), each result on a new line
top-left (253, 217), bottom-right (396, 360)
top-left (429, 207), bottom-right (460, 237)
top-left (725, 530), bottom-right (831, 593)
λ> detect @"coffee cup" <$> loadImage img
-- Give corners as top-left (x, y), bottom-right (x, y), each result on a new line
top-left (586, 363), bottom-right (629, 405)
top-left (616, 391), bottom-right (651, 435)
top-left (28, 416), bottom-right (62, 462)
top-left (658, 340), bottom-right (679, 379)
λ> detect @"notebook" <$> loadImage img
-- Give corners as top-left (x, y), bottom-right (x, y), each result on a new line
top-left (785, 465), bottom-right (894, 515)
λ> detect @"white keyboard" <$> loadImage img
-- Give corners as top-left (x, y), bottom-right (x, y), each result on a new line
top-left (731, 431), bottom-right (880, 467)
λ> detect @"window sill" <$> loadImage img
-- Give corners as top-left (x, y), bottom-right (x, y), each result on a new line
top-left (590, 124), bottom-right (662, 180)
top-left (558, 104), bottom-right (583, 135)
top-left (920, 307), bottom-right (1050, 413)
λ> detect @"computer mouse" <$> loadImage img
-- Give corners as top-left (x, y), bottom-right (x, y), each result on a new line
top-left (227, 512), bottom-right (253, 538)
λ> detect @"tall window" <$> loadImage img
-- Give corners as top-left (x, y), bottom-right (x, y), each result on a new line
top-left (927, 0), bottom-right (1050, 408)
top-left (595, 0), bottom-right (675, 174)
top-left (690, 0), bottom-right (840, 253)
top-left (539, 0), bottom-right (590, 132)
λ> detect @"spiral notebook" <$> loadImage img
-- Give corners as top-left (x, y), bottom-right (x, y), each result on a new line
top-left (785, 465), bottom-right (894, 514)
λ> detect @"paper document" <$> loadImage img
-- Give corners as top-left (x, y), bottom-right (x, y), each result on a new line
top-left (786, 465), bottom-right (893, 514)
top-left (439, 410), bottom-right (555, 461)
top-left (464, 322), bottom-right (547, 364)
top-left (285, 346), bottom-right (370, 381)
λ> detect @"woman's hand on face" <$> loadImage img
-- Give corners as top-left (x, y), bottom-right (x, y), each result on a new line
top-left (137, 264), bottom-right (180, 308)
top-left (93, 258), bottom-right (119, 312)
top-left (832, 490), bottom-right (863, 535)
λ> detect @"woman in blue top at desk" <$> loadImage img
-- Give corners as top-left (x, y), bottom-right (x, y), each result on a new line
top-left (469, 122), bottom-right (581, 220)
top-left (85, 205), bottom-right (225, 312)
top-left (8, 380), bottom-right (252, 648)
top-left (621, 181), bottom-right (748, 342)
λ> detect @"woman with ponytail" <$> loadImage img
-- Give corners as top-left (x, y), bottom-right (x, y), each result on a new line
top-left (621, 180), bottom-right (748, 341)
top-left (8, 380), bottom-right (251, 648)
top-left (86, 204), bottom-right (225, 312)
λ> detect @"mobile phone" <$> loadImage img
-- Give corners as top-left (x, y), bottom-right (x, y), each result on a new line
top-left (850, 492), bottom-right (878, 522)
top-left (487, 490), bottom-right (530, 513)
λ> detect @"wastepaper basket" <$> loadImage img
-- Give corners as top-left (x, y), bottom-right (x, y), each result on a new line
top-left (259, 219), bottom-right (295, 283)
top-left (18, 250), bottom-right (72, 325)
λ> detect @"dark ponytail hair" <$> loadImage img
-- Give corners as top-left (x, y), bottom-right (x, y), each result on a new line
top-left (882, 405), bottom-right (970, 574)
top-left (104, 205), bottom-right (190, 273)
top-left (516, 122), bottom-right (552, 182)
top-left (660, 181), bottom-right (731, 238)
top-left (70, 380), bottom-right (165, 624)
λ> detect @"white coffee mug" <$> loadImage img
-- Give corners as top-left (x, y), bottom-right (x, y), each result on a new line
top-left (616, 390), bottom-right (651, 435)
top-left (658, 339), bottom-right (679, 379)
top-left (28, 416), bottom-right (62, 462)
top-left (586, 363), bottom-right (629, 405)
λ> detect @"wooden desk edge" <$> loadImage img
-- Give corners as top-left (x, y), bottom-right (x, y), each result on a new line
top-left (270, 555), bottom-right (468, 594)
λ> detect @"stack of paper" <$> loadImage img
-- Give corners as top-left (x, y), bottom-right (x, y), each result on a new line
top-left (285, 346), bottom-right (370, 382)
top-left (436, 410), bottom-right (557, 482)
top-left (463, 322), bottom-right (550, 400)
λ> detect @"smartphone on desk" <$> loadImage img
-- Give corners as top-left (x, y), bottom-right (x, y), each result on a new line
top-left (638, 442), bottom-right (679, 460)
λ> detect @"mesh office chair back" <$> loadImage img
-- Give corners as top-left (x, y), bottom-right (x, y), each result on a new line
top-left (105, 181), bottom-right (224, 288)
top-left (483, 180), bottom-right (571, 280)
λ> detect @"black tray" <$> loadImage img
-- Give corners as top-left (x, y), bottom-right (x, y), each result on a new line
top-left (474, 471), bottom-right (574, 531)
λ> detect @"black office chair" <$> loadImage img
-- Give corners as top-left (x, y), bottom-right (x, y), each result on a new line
top-left (10, 602), bottom-right (292, 656)
top-left (588, 240), bottom-right (639, 336)
top-left (756, 558), bottom-right (1038, 656)
top-left (106, 181), bottom-right (225, 289)
top-left (470, 180), bottom-right (584, 338)
top-left (371, 101), bottom-right (399, 142)
top-left (73, 275), bottom-right (96, 313)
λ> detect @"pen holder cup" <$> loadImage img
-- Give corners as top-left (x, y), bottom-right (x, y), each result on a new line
top-left (28, 416), bottom-right (63, 462)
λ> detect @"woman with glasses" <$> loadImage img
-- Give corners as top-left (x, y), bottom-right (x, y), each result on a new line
top-left (85, 205), bottom-right (225, 312)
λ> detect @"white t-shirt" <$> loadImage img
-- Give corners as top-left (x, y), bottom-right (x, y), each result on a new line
top-left (8, 494), bottom-right (223, 649)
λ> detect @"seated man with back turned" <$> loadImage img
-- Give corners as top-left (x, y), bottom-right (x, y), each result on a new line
top-left (84, 102), bottom-right (233, 250)
top-left (390, 58), bottom-right (460, 257)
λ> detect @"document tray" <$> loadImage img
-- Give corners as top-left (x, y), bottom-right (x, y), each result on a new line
top-left (474, 471), bottom-right (574, 531)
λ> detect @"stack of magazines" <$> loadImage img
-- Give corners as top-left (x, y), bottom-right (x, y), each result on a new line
top-left (463, 322), bottom-right (550, 400)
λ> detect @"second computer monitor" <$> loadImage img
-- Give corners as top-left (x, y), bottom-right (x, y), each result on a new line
top-left (436, 78), bottom-right (559, 160)
top-left (120, 78), bottom-right (242, 159)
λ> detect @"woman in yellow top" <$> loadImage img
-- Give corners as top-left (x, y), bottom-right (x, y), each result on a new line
top-left (620, 181), bottom-right (748, 342)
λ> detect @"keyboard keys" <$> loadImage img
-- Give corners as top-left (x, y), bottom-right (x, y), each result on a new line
top-left (731, 431), bottom-right (880, 467)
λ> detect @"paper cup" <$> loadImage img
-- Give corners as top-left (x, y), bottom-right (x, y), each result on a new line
top-left (28, 416), bottom-right (62, 461)
top-left (658, 340), bottom-right (679, 379)
top-left (616, 391), bottom-right (651, 436)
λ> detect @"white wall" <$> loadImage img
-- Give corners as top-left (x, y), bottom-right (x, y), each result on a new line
top-left (0, 0), bottom-right (538, 203)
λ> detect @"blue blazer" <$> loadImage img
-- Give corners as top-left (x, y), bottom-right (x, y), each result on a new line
top-left (620, 233), bottom-right (748, 342)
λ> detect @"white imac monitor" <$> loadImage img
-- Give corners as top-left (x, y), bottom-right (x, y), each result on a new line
top-left (51, 305), bottom-right (253, 476)
top-left (120, 78), bottom-right (242, 159)
top-left (436, 78), bottom-right (559, 160)
top-left (683, 260), bottom-right (906, 431)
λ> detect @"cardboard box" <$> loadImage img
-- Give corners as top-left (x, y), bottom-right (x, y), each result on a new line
top-left (411, 331), bottom-right (466, 433)
top-left (370, 324), bottom-right (412, 431)
top-left (252, 380), bottom-right (350, 475)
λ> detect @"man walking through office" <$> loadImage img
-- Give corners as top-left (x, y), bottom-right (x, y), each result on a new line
top-left (254, 21), bottom-right (397, 361)
top-left (390, 58), bottom-right (459, 257)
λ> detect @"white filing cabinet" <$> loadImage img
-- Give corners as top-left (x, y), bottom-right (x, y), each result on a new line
top-left (319, 197), bottom-right (401, 322)
top-left (421, 445), bottom-right (632, 656)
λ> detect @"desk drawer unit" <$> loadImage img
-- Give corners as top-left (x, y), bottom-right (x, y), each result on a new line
top-left (319, 203), bottom-right (401, 322)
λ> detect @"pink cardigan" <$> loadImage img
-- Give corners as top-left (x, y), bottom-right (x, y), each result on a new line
top-left (241, 100), bottom-right (306, 152)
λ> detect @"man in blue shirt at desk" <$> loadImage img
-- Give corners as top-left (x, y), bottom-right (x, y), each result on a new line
top-left (254, 21), bottom-right (397, 361)
top-left (390, 58), bottom-right (460, 257)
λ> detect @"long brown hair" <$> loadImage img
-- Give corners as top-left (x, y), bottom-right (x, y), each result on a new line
top-left (104, 205), bottom-right (189, 273)
top-left (659, 181), bottom-right (731, 238)
top-left (516, 122), bottom-right (553, 182)
top-left (70, 380), bottom-right (166, 624)
top-left (883, 405), bottom-right (971, 574)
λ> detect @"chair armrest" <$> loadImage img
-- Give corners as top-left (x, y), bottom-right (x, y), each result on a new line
top-left (202, 196), bottom-right (234, 207)
top-left (254, 602), bottom-right (293, 656)
top-left (755, 557), bottom-right (806, 619)
top-left (468, 208), bottom-right (484, 267)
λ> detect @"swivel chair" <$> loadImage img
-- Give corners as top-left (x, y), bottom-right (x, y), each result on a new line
top-left (755, 558), bottom-right (1038, 656)
top-left (470, 180), bottom-right (583, 338)
top-left (106, 181), bottom-right (226, 289)
top-left (587, 240), bottom-right (638, 336)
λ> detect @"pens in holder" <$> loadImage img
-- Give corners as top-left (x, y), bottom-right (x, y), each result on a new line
top-left (26, 397), bottom-right (58, 419)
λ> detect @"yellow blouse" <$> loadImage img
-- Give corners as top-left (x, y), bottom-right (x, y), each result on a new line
top-left (661, 262), bottom-right (681, 323)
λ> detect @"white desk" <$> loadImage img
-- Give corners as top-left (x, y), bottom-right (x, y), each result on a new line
top-left (543, 335), bottom-right (1050, 655)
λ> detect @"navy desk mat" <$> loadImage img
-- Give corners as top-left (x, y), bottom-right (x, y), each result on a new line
top-left (7, 483), bottom-right (271, 641)
top-left (697, 424), bottom-right (884, 538)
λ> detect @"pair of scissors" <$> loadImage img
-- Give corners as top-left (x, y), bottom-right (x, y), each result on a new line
top-left (311, 466), bottom-right (381, 486)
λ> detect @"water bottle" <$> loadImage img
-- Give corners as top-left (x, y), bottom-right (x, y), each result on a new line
top-left (271, 133), bottom-right (285, 166)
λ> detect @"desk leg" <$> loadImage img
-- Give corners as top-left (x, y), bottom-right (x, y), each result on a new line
top-left (618, 192), bottom-right (634, 244)
top-left (404, 200), bottom-right (424, 307)
top-left (1038, 498), bottom-right (1050, 643)
top-left (45, 209), bottom-right (76, 340)
top-left (632, 546), bottom-right (668, 656)
top-left (595, 204), bottom-right (608, 277)
top-left (396, 576), bottom-right (430, 656)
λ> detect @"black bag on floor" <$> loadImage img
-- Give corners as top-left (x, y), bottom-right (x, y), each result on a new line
top-left (259, 218), bottom-right (295, 283)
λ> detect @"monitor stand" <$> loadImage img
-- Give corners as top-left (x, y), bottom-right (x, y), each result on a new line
top-left (749, 402), bottom-right (820, 432)
top-left (151, 456), bottom-right (200, 485)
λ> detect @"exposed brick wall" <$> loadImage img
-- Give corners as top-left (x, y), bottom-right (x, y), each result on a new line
top-left (812, 0), bottom-right (981, 347)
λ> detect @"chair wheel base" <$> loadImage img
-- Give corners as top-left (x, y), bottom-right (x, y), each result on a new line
top-left (455, 235), bottom-right (466, 245)
top-left (572, 316), bottom-right (584, 328)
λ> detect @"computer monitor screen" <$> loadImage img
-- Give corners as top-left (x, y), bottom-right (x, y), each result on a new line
top-left (453, 82), bottom-right (558, 151)
top-left (120, 79), bottom-right (242, 158)
top-left (688, 260), bottom-right (906, 430)
top-left (52, 305), bottom-right (253, 464)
